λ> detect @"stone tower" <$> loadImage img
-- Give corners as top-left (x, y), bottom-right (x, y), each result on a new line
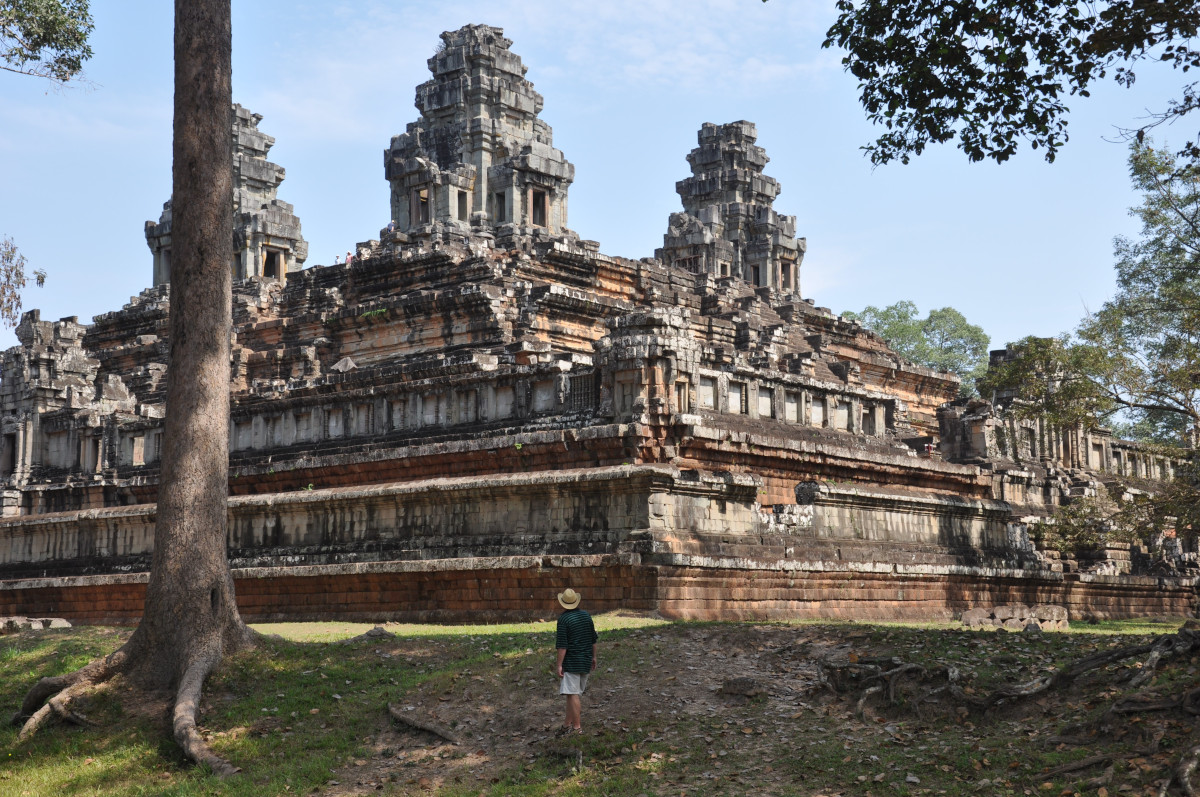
top-left (145, 104), bottom-right (308, 286)
top-left (656, 121), bottom-right (805, 294)
top-left (384, 24), bottom-right (576, 246)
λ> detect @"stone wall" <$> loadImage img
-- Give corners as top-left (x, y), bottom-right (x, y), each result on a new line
top-left (0, 466), bottom-right (760, 577)
top-left (0, 556), bottom-right (1192, 626)
top-left (0, 467), bottom-right (1192, 625)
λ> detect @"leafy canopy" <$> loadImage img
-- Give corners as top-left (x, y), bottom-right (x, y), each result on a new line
top-left (843, 300), bottom-right (990, 396)
top-left (982, 142), bottom-right (1200, 446)
top-left (0, 0), bottom-right (93, 82)
top-left (820, 0), bottom-right (1200, 165)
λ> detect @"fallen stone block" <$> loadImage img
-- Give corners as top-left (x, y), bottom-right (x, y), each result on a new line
top-left (994, 604), bottom-right (1029, 622)
top-left (0, 617), bottom-right (28, 633)
top-left (960, 608), bottom-right (991, 628)
top-left (1032, 604), bottom-right (1067, 622)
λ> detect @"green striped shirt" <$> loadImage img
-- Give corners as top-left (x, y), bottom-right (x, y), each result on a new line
top-left (556, 609), bottom-right (598, 674)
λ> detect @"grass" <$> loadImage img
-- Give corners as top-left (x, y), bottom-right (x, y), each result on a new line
top-left (0, 616), bottom-right (1194, 796)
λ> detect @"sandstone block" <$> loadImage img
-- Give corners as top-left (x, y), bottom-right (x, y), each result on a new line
top-left (1032, 604), bottom-right (1067, 622)
top-left (1001, 618), bottom-right (1025, 631)
top-left (994, 604), bottom-right (1029, 621)
top-left (960, 608), bottom-right (991, 628)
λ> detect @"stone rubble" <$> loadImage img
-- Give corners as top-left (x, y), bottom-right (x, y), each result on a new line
top-left (960, 604), bottom-right (1069, 631)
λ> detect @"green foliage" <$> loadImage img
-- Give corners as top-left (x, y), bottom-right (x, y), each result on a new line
top-left (821, 0), bottom-right (1200, 166)
top-left (0, 235), bottom-right (44, 328)
top-left (1030, 493), bottom-right (1136, 554)
top-left (982, 142), bottom-right (1200, 446)
top-left (844, 300), bottom-right (990, 396)
top-left (0, 0), bottom-right (93, 83)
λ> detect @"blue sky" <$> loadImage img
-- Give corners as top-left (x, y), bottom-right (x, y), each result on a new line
top-left (0, 0), bottom-right (1189, 352)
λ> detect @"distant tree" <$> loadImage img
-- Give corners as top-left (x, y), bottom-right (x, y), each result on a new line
top-left (983, 142), bottom-right (1200, 447)
top-left (820, 0), bottom-right (1200, 166)
top-left (844, 300), bottom-right (990, 396)
top-left (14, 0), bottom-right (251, 775)
top-left (0, 236), bottom-right (45, 327)
top-left (0, 0), bottom-right (93, 82)
top-left (0, 0), bottom-right (92, 324)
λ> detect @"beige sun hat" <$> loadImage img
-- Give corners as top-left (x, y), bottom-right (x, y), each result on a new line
top-left (557, 588), bottom-right (581, 610)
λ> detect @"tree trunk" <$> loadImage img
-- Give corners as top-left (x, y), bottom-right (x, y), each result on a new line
top-left (13, 0), bottom-right (252, 776)
top-left (120, 0), bottom-right (250, 666)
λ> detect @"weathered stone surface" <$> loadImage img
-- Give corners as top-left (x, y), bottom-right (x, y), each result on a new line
top-left (957, 604), bottom-right (1072, 631)
top-left (146, 104), bottom-right (307, 286)
top-left (0, 615), bottom-right (70, 633)
top-left (960, 608), bottom-right (991, 628)
top-left (1033, 603), bottom-right (1068, 622)
top-left (993, 604), bottom-right (1029, 622)
top-left (656, 122), bottom-right (804, 293)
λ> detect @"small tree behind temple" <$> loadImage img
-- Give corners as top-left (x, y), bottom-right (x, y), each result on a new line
top-left (844, 300), bottom-right (990, 397)
top-left (983, 143), bottom-right (1200, 448)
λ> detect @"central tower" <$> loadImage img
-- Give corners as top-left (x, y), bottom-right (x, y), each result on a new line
top-left (384, 24), bottom-right (576, 246)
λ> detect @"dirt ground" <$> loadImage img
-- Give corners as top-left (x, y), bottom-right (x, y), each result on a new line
top-left (322, 623), bottom-right (887, 795)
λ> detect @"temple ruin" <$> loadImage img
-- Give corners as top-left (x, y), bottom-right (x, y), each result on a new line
top-left (0, 25), bottom-right (1194, 625)
top-left (145, 103), bottom-right (308, 286)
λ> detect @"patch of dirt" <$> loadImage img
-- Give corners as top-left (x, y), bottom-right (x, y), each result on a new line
top-left (321, 623), bottom-right (864, 795)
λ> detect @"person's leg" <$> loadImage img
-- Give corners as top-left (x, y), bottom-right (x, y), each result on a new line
top-left (566, 694), bottom-right (581, 730)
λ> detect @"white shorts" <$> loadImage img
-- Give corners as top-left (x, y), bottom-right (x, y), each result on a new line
top-left (560, 672), bottom-right (590, 695)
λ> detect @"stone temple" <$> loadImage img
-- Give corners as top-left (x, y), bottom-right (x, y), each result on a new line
top-left (0, 25), bottom-right (1194, 624)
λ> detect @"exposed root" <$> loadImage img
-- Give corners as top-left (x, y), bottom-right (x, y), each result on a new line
top-left (173, 652), bottom-right (240, 778)
top-left (1175, 744), bottom-right (1200, 797)
top-left (1041, 753), bottom-right (1112, 778)
top-left (13, 648), bottom-right (126, 739)
top-left (855, 684), bottom-right (883, 719)
top-left (12, 648), bottom-right (126, 727)
top-left (963, 629), bottom-right (1199, 714)
top-left (388, 703), bottom-right (461, 744)
top-left (823, 628), bottom-right (1200, 729)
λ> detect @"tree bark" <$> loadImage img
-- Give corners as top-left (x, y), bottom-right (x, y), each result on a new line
top-left (14, 0), bottom-right (252, 776)
top-left (117, 0), bottom-right (252, 768)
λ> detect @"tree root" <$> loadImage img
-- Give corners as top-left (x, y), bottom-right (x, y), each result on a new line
top-left (1172, 744), bottom-right (1200, 797)
top-left (961, 629), bottom-right (1199, 714)
top-left (12, 637), bottom-right (247, 778)
top-left (173, 651), bottom-right (240, 777)
top-left (12, 649), bottom-right (126, 740)
top-left (388, 703), bottom-right (461, 744)
top-left (823, 628), bottom-right (1200, 725)
top-left (1041, 753), bottom-right (1112, 778)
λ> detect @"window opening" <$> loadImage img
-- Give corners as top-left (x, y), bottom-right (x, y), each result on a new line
top-left (457, 190), bottom-right (468, 221)
top-left (758, 387), bottom-right (773, 418)
top-left (568, 373), bottom-right (597, 412)
top-left (263, 249), bottom-right (281, 279)
top-left (418, 189), bottom-right (430, 224)
top-left (729, 382), bottom-right (747, 414)
top-left (2, 433), bottom-right (16, 476)
top-left (532, 190), bottom-right (547, 226)
top-left (494, 192), bottom-right (506, 223)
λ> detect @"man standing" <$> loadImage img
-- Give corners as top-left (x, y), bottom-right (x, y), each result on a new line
top-left (555, 587), bottom-right (598, 735)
